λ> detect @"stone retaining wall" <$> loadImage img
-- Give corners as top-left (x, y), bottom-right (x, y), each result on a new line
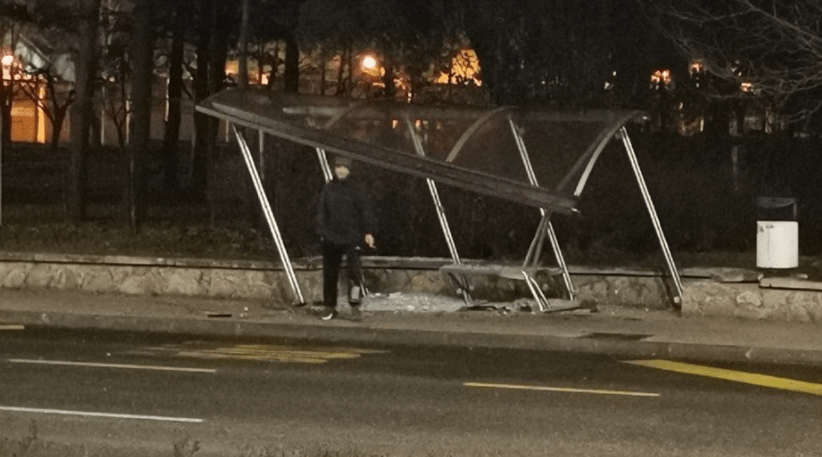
top-left (0, 252), bottom-right (820, 323)
top-left (682, 280), bottom-right (822, 323)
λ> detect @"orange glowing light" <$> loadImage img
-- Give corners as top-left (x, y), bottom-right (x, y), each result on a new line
top-left (362, 55), bottom-right (377, 70)
top-left (651, 69), bottom-right (672, 85)
top-left (436, 49), bottom-right (482, 86)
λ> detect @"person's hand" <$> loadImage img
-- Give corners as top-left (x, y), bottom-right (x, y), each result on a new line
top-left (364, 233), bottom-right (375, 248)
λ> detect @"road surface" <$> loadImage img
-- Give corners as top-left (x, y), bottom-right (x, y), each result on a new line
top-left (1, 326), bottom-right (821, 456)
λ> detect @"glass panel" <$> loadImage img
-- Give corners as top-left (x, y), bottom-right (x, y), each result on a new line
top-left (200, 89), bottom-right (642, 206)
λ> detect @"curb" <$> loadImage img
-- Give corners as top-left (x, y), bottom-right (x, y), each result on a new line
top-left (4, 309), bottom-right (822, 367)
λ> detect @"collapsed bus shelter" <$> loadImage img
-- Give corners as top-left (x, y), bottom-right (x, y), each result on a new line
top-left (196, 88), bottom-right (683, 311)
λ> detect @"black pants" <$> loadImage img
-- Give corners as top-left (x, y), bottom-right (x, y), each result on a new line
top-left (322, 241), bottom-right (363, 309)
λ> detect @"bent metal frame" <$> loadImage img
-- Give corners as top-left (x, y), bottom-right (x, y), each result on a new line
top-left (196, 88), bottom-right (683, 311)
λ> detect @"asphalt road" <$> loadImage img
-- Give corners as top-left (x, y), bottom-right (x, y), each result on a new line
top-left (1, 326), bottom-right (821, 456)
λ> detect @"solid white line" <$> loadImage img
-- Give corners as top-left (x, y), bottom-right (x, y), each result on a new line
top-left (464, 382), bottom-right (660, 397)
top-left (7, 359), bottom-right (216, 374)
top-left (0, 406), bottom-right (203, 423)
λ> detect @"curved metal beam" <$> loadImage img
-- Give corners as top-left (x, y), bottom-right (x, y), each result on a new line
top-left (553, 110), bottom-right (645, 195)
top-left (445, 106), bottom-right (515, 163)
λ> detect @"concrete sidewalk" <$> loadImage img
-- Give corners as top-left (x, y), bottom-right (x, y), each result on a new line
top-left (0, 288), bottom-right (820, 366)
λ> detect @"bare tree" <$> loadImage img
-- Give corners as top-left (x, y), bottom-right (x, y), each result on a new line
top-left (643, 0), bottom-right (822, 126)
top-left (127, 0), bottom-right (156, 231)
top-left (160, 0), bottom-right (191, 192)
top-left (101, 60), bottom-right (130, 150)
top-left (99, 3), bottom-right (132, 151)
top-left (68, 0), bottom-right (102, 222)
top-left (17, 66), bottom-right (74, 151)
top-left (237, 0), bottom-right (250, 89)
top-left (0, 18), bottom-right (24, 148)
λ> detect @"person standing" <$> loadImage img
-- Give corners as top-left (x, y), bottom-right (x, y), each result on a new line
top-left (316, 156), bottom-right (376, 320)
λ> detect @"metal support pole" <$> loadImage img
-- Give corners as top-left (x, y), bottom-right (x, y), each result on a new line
top-left (524, 214), bottom-right (549, 268)
top-left (305, 117), bottom-right (338, 183)
top-left (0, 105), bottom-right (3, 226)
top-left (406, 119), bottom-right (461, 263)
top-left (618, 127), bottom-right (683, 305)
top-left (316, 148), bottom-right (333, 182)
top-left (258, 130), bottom-right (265, 184)
top-left (522, 270), bottom-right (549, 312)
top-left (406, 119), bottom-right (470, 302)
top-left (233, 125), bottom-right (305, 305)
top-left (509, 119), bottom-right (575, 301)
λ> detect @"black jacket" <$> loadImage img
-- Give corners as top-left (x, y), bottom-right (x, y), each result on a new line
top-left (316, 178), bottom-right (376, 245)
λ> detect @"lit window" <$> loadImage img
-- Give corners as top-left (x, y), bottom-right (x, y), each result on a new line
top-left (436, 49), bottom-right (482, 86)
top-left (651, 69), bottom-right (672, 86)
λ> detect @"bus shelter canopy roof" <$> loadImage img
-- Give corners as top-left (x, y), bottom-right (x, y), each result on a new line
top-left (196, 89), bottom-right (646, 214)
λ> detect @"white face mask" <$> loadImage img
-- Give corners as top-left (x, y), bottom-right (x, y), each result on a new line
top-left (334, 164), bottom-right (350, 180)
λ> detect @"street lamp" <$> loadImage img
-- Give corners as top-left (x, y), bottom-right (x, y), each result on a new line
top-left (362, 55), bottom-right (377, 70)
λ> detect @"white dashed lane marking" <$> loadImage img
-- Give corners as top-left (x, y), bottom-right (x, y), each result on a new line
top-left (7, 359), bottom-right (217, 373)
top-left (0, 406), bottom-right (203, 423)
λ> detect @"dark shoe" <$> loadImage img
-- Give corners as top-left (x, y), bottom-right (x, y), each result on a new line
top-left (320, 309), bottom-right (338, 321)
top-left (350, 305), bottom-right (362, 322)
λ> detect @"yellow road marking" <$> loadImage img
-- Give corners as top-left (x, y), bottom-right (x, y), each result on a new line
top-left (625, 359), bottom-right (822, 397)
top-left (0, 324), bottom-right (24, 330)
top-left (131, 343), bottom-right (387, 364)
top-left (464, 382), bottom-right (660, 397)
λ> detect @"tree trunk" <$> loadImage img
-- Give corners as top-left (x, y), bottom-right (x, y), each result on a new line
top-left (283, 33), bottom-right (299, 93)
top-left (0, 90), bottom-right (11, 149)
top-left (191, 0), bottom-right (213, 194)
top-left (128, 0), bottom-right (155, 232)
top-left (162, 0), bottom-right (185, 192)
top-left (0, 22), bottom-right (16, 149)
top-left (237, 0), bottom-right (250, 89)
top-left (235, 0), bottom-right (260, 233)
top-left (336, 46), bottom-right (346, 95)
top-left (346, 42), bottom-right (353, 98)
top-left (51, 106), bottom-right (68, 152)
top-left (47, 74), bottom-right (71, 153)
top-left (68, 0), bottom-right (101, 222)
top-left (206, 0), bottom-right (228, 228)
top-left (319, 46), bottom-right (326, 95)
top-left (382, 48), bottom-right (395, 98)
top-left (283, 0), bottom-right (300, 94)
top-left (266, 41), bottom-right (279, 89)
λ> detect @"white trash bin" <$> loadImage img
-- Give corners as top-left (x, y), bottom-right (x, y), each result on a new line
top-left (756, 220), bottom-right (798, 269)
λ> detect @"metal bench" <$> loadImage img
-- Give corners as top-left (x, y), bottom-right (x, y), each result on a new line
top-left (439, 262), bottom-right (578, 312)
